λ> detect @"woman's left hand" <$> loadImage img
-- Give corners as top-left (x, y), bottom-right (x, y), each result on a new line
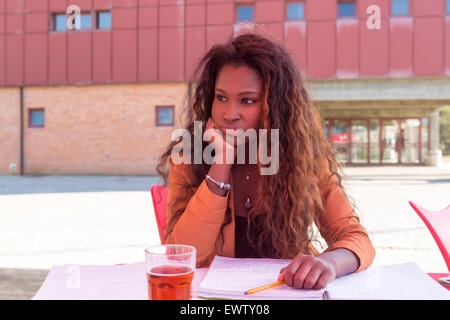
top-left (278, 253), bottom-right (337, 290)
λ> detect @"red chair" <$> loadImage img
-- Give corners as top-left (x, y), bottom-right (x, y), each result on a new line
top-left (151, 185), bottom-right (168, 244)
top-left (409, 201), bottom-right (450, 289)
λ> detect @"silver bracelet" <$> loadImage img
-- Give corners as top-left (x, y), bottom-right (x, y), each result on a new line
top-left (205, 175), bottom-right (231, 191)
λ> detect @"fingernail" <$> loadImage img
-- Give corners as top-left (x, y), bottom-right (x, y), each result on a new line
top-left (277, 272), bottom-right (284, 281)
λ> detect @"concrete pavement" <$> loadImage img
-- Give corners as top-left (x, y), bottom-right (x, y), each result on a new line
top-left (1, 161), bottom-right (450, 299)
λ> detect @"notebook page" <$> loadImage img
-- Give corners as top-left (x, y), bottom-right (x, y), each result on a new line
top-left (196, 256), bottom-right (326, 299)
top-left (325, 262), bottom-right (450, 300)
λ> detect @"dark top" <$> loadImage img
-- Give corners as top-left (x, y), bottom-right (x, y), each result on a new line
top-left (234, 215), bottom-right (262, 258)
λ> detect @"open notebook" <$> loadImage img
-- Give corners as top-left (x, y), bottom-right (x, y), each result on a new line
top-left (194, 256), bottom-right (450, 300)
top-left (195, 256), bottom-right (327, 300)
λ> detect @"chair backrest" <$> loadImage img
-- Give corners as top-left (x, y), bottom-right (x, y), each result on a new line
top-left (409, 201), bottom-right (450, 272)
top-left (151, 185), bottom-right (168, 244)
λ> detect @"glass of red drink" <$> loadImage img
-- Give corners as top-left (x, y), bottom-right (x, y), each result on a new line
top-left (145, 244), bottom-right (196, 300)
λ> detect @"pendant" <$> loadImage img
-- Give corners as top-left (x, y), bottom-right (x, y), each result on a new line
top-left (245, 197), bottom-right (252, 209)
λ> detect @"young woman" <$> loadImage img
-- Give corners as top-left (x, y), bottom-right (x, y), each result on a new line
top-left (156, 32), bottom-right (375, 290)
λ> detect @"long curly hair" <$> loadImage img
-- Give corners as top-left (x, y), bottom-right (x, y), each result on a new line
top-left (156, 32), bottom-right (345, 259)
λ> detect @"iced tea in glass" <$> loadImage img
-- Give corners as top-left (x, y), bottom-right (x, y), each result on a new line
top-left (145, 245), bottom-right (196, 300)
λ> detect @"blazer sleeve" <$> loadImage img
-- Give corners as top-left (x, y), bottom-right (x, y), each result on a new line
top-left (165, 158), bottom-right (230, 267)
top-left (316, 164), bottom-right (376, 273)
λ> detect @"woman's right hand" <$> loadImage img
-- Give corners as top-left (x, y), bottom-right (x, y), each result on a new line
top-left (205, 117), bottom-right (237, 164)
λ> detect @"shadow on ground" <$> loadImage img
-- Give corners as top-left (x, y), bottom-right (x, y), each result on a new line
top-left (0, 175), bottom-right (164, 195)
top-left (0, 268), bottom-right (49, 300)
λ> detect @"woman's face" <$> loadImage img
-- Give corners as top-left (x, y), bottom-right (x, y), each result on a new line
top-left (211, 64), bottom-right (264, 145)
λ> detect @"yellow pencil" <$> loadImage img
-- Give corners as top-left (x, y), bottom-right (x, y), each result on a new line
top-left (244, 280), bottom-right (285, 295)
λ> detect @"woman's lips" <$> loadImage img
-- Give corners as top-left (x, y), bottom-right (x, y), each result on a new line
top-left (218, 126), bottom-right (242, 136)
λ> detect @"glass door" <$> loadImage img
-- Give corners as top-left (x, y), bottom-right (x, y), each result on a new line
top-left (400, 119), bottom-right (420, 164)
top-left (331, 120), bottom-right (349, 163)
top-left (351, 120), bottom-right (368, 163)
top-left (369, 119), bottom-right (380, 164)
top-left (381, 119), bottom-right (399, 163)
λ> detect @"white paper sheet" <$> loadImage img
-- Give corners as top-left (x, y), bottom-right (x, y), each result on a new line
top-left (33, 262), bottom-right (209, 300)
top-left (326, 262), bottom-right (450, 300)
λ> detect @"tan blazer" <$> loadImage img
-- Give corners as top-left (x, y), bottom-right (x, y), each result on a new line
top-left (165, 158), bottom-right (375, 271)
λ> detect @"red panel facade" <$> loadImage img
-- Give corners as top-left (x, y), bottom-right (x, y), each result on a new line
top-left (25, 13), bottom-right (49, 33)
top-left (446, 16), bottom-right (450, 75)
top-left (412, 0), bottom-right (445, 16)
top-left (306, 0), bottom-right (337, 20)
top-left (25, 0), bottom-right (49, 12)
top-left (360, 18), bottom-right (389, 77)
top-left (48, 33), bottom-right (67, 84)
top-left (0, 35), bottom-right (5, 86)
top-left (307, 21), bottom-right (336, 78)
top-left (284, 21), bottom-right (306, 76)
top-left (336, 19), bottom-right (359, 78)
top-left (207, 24), bottom-right (233, 52)
top-left (138, 28), bottom-right (157, 82)
top-left (185, 26), bottom-right (206, 81)
top-left (25, 33), bottom-right (47, 85)
top-left (390, 17), bottom-right (413, 76)
top-left (207, 2), bottom-right (234, 25)
top-left (6, 35), bottom-right (23, 85)
top-left (414, 17), bottom-right (444, 76)
top-left (0, 0), bottom-right (449, 86)
top-left (254, 1), bottom-right (284, 23)
top-left (49, 0), bottom-right (68, 12)
top-left (112, 29), bottom-right (137, 82)
top-left (93, 31), bottom-right (112, 83)
top-left (159, 27), bottom-right (185, 82)
top-left (68, 32), bottom-right (92, 84)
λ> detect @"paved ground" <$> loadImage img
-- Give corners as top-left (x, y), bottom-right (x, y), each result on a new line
top-left (1, 160), bottom-right (450, 299)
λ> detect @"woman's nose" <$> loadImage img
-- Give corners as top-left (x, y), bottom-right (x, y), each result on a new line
top-left (223, 102), bottom-right (240, 121)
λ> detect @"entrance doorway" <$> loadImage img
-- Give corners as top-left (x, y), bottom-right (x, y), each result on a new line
top-left (323, 118), bottom-right (429, 165)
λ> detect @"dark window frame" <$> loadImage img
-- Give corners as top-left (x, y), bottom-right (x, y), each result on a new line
top-left (391, 0), bottom-right (409, 16)
top-left (286, 1), bottom-right (305, 20)
top-left (96, 10), bottom-right (112, 30)
top-left (236, 4), bottom-right (254, 22)
top-left (50, 10), bottom-right (112, 32)
top-left (337, 1), bottom-right (357, 18)
top-left (155, 105), bottom-right (175, 127)
top-left (28, 108), bottom-right (45, 128)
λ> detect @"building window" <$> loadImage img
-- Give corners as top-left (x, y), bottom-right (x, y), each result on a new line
top-left (52, 13), bottom-right (67, 31)
top-left (237, 5), bottom-right (254, 22)
top-left (51, 12), bottom-right (92, 31)
top-left (156, 106), bottom-right (174, 127)
top-left (391, 0), bottom-right (409, 16)
top-left (97, 11), bottom-right (111, 29)
top-left (338, 1), bottom-right (356, 17)
top-left (79, 14), bottom-right (92, 29)
top-left (29, 109), bottom-right (45, 128)
top-left (287, 2), bottom-right (304, 20)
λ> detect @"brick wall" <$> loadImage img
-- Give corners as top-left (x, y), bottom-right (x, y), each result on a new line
top-left (0, 83), bottom-right (190, 175)
top-left (0, 87), bottom-right (21, 175)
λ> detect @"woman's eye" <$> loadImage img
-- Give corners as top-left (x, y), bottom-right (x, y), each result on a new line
top-left (216, 95), bottom-right (226, 101)
top-left (242, 98), bottom-right (256, 104)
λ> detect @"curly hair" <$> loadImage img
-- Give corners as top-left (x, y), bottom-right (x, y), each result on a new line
top-left (156, 32), bottom-right (345, 259)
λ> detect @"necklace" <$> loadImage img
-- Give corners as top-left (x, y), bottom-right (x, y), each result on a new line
top-left (234, 165), bottom-right (257, 209)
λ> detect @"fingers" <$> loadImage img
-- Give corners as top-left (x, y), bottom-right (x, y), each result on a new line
top-left (282, 254), bottom-right (333, 290)
top-left (282, 257), bottom-right (303, 288)
top-left (313, 273), bottom-right (330, 290)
